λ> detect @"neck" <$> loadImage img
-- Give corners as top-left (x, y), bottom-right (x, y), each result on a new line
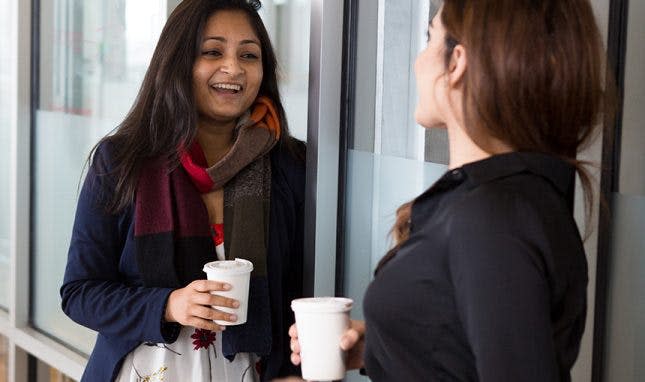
top-left (196, 122), bottom-right (235, 167)
top-left (445, 120), bottom-right (492, 170)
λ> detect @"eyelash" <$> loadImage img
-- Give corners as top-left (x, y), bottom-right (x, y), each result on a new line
top-left (201, 50), bottom-right (260, 60)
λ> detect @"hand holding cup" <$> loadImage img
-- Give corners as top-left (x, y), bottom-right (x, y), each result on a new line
top-left (289, 319), bottom-right (366, 371)
top-left (165, 279), bottom-right (239, 332)
top-left (203, 258), bottom-right (253, 326)
top-left (290, 297), bottom-right (354, 381)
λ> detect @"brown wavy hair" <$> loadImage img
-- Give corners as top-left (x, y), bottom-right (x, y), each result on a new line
top-left (89, 0), bottom-right (301, 213)
top-left (377, 0), bottom-right (611, 273)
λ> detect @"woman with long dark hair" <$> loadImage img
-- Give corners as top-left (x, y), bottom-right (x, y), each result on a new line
top-left (290, 0), bottom-right (609, 380)
top-left (61, 1), bottom-right (305, 381)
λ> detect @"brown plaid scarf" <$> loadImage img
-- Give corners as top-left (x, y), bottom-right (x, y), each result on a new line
top-left (134, 96), bottom-right (280, 359)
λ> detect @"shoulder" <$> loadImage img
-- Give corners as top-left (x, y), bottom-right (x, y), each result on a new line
top-left (271, 137), bottom-right (306, 170)
top-left (89, 138), bottom-right (119, 174)
top-left (270, 137), bottom-right (306, 199)
top-left (83, 138), bottom-right (124, 205)
top-left (446, 172), bottom-right (583, 273)
top-left (445, 173), bottom-right (580, 265)
top-left (450, 172), bottom-right (570, 235)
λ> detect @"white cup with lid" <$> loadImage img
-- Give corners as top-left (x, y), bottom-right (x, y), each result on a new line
top-left (203, 258), bottom-right (253, 325)
top-left (291, 297), bottom-right (354, 381)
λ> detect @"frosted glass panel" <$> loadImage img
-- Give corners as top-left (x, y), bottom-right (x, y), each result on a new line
top-left (0, 0), bottom-right (14, 311)
top-left (603, 1), bottom-right (645, 380)
top-left (604, 194), bottom-right (645, 381)
top-left (0, 334), bottom-right (7, 381)
top-left (33, 0), bottom-right (166, 354)
top-left (259, 0), bottom-right (310, 141)
top-left (345, 150), bottom-right (446, 318)
top-left (343, 3), bottom-right (444, 379)
top-left (619, 0), bottom-right (645, 196)
top-left (36, 358), bottom-right (75, 382)
top-left (344, 0), bottom-right (444, 315)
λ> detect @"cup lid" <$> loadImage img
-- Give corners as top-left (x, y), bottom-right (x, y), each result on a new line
top-left (291, 297), bottom-right (353, 313)
top-left (203, 258), bottom-right (253, 275)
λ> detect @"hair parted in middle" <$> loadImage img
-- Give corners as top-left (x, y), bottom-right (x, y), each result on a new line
top-left (92, 0), bottom-right (300, 213)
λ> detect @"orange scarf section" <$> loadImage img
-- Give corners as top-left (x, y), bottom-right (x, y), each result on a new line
top-left (180, 96), bottom-right (281, 193)
top-left (250, 96), bottom-right (281, 140)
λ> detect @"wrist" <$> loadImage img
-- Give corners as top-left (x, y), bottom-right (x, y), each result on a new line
top-left (163, 289), bottom-right (177, 322)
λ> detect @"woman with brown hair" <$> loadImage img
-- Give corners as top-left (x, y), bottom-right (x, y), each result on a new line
top-left (60, 0), bottom-right (305, 381)
top-left (290, 0), bottom-right (608, 380)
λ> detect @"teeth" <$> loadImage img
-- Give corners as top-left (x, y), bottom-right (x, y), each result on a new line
top-left (213, 83), bottom-right (242, 91)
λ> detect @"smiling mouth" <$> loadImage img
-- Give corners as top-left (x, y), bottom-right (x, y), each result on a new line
top-left (211, 83), bottom-right (243, 93)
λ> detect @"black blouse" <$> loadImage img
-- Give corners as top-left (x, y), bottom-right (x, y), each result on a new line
top-left (363, 152), bottom-right (587, 382)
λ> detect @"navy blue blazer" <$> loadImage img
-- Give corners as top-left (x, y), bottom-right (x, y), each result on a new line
top-left (61, 141), bottom-right (305, 381)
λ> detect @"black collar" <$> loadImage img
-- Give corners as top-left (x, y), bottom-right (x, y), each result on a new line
top-left (460, 152), bottom-right (574, 196)
top-left (417, 152), bottom-right (575, 202)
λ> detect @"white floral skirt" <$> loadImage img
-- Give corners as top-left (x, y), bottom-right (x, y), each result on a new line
top-left (116, 326), bottom-right (260, 382)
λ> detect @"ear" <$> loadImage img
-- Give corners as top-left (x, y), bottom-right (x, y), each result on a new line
top-left (447, 44), bottom-right (467, 87)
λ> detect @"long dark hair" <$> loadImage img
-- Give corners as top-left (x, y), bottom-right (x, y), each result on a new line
top-left (90, 0), bottom-right (299, 213)
top-left (378, 0), bottom-right (611, 273)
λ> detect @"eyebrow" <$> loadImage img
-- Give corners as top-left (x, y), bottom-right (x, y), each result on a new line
top-left (203, 36), bottom-right (261, 46)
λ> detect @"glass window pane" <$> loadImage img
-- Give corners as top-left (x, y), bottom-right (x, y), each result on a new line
top-left (343, 5), bottom-right (451, 377)
top-left (36, 357), bottom-right (77, 382)
top-left (259, 0), bottom-right (310, 141)
top-left (32, 0), bottom-right (166, 354)
top-left (0, 0), bottom-right (15, 311)
top-left (603, 1), bottom-right (645, 381)
top-left (0, 334), bottom-right (7, 381)
top-left (343, 1), bottom-right (447, 328)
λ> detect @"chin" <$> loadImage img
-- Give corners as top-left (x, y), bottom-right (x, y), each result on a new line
top-left (415, 113), bottom-right (443, 129)
top-left (210, 107), bottom-right (246, 121)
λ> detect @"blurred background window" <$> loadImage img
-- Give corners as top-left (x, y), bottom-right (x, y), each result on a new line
top-left (341, 3), bottom-right (447, 357)
top-left (0, 334), bottom-right (7, 381)
top-left (0, 0), bottom-right (15, 312)
top-left (32, 0), bottom-right (168, 354)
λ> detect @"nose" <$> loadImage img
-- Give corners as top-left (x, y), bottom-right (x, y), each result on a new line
top-left (219, 54), bottom-right (243, 76)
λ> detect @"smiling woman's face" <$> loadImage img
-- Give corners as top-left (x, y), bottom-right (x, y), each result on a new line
top-left (193, 9), bottom-right (263, 127)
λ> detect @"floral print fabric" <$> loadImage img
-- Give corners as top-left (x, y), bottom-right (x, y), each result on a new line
top-left (116, 326), bottom-right (260, 382)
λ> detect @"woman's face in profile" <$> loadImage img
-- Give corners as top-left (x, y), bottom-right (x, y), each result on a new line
top-left (414, 7), bottom-right (449, 129)
top-left (193, 10), bottom-right (264, 127)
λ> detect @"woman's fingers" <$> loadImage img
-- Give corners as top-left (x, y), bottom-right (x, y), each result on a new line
top-left (192, 291), bottom-right (239, 309)
top-left (288, 323), bottom-right (301, 365)
top-left (340, 320), bottom-right (365, 350)
top-left (191, 279), bottom-right (231, 292)
top-left (290, 352), bottom-right (301, 366)
top-left (340, 328), bottom-right (361, 351)
top-left (189, 304), bottom-right (236, 323)
top-left (185, 316), bottom-right (227, 332)
top-left (190, 279), bottom-right (239, 309)
top-left (166, 280), bottom-right (241, 327)
top-left (288, 323), bottom-right (298, 338)
top-left (290, 337), bottom-right (300, 353)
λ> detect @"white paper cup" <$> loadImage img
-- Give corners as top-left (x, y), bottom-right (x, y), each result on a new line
top-left (291, 297), bottom-right (353, 381)
top-left (203, 258), bottom-right (253, 326)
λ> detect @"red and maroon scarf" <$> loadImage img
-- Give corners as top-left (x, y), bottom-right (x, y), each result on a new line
top-left (134, 96), bottom-right (280, 359)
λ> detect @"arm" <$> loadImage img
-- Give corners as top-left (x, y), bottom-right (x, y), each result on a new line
top-left (60, 145), bottom-right (178, 343)
top-left (448, 203), bottom-right (558, 382)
